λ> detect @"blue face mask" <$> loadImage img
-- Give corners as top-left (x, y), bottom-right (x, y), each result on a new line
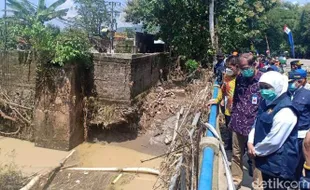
top-left (260, 89), bottom-right (277, 101)
top-left (288, 82), bottom-right (297, 92)
top-left (242, 68), bottom-right (255, 78)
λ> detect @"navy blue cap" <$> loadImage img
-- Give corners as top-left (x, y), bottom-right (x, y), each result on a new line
top-left (267, 65), bottom-right (279, 72)
top-left (288, 69), bottom-right (307, 81)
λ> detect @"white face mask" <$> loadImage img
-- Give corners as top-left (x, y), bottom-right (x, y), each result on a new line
top-left (226, 68), bottom-right (234, 76)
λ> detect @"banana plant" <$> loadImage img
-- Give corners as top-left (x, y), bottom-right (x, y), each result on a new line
top-left (7, 0), bottom-right (69, 25)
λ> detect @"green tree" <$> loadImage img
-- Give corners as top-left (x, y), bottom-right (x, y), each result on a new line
top-left (7, 0), bottom-right (68, 25)
top-left (297, 4), bottom-right (310, 58)
top-left (73, 0), bottom-right (109, 36)
top-left (256, 2), bottom-right (300, 55)
top-left (216, 0), bottom-right (279, 53)
top-left (125, 0), bottom-right (279, 62)
top-left (0, 18), bottom-right (21, 50)
top-left (125, 0), bottom-right (212, 61)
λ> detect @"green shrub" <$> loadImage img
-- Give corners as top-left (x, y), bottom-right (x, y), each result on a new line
top-left (185, 59), bottom-right (199, 72)
top-left (53, 29), bottom-right (91, 66)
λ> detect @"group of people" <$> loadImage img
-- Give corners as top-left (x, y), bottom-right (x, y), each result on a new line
top-left (210, 52), bottom-right (310, 190)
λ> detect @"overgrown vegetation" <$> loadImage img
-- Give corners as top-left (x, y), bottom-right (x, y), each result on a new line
top-left (0, 164), bottom-right (26, 190)
top-left (53, 29), bottom-right (91, 65)
top-left (0, 0), bottom-right (92, 66)
top-left (185, 59), bottom-right (199, 73)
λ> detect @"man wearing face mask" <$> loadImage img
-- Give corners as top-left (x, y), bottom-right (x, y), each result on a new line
top-left (229, 53), bottom-right (263, 189)
top-left (208, 55), bottom-right (239, 150)
top-left (287, 69), bottom-right (310, 183)
top-left (247, 71), bottom-right (299, 190)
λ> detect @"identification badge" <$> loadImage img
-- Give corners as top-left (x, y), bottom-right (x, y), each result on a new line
top-left (252, 94), bottom-right (258, 105)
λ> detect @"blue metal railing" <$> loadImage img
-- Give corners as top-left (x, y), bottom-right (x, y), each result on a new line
top-left (198, 81), bottom-right (219, 190)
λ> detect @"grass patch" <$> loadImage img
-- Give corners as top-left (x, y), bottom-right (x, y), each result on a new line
top-left (0, 164), bottom-right (27, 190)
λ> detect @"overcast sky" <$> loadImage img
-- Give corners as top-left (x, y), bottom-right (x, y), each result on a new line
top-left (0, 0), bottom-right (309, 28)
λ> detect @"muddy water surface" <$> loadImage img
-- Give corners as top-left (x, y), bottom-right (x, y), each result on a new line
top-left (71, 140), bottom-right (164, 190)
top-left (0, 137), bottom-right (68, 176)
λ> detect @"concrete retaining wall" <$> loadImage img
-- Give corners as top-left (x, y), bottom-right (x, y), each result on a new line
top-left (0, 51), bottom-right (169, 150)
top-left (93, 53), bottom-right (168, 103)
top-left (34, 64), bottom-right (86, 151)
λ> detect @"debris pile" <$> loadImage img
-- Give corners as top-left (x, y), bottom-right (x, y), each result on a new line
top-left (0, 87), bottom-right (33, 139)
top-left (140, 69), bottom-right (214, 190)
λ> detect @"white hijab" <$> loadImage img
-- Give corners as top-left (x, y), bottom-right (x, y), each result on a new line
top-left (259, 71), bottom-right (288, 103)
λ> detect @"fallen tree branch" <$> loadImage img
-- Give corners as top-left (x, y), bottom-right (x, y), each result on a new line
top-left (0, 98), bottom-right (33, 110)
top-left (11, 107), bottom-right (31, 125)
top-left (112, 173), bottom-right (123, 184)
top-left (169, 156), bottom-right (183, 190)
top-left (172, 107), bottom-right (184, 143)
top-left (0, 125), bottom-right (21, 135)
top-left (66, 167), bottom-right (160, 176)
top-left (141, 145), bottom-right (188, 163)
top-left (0, 110), bottom-right (16, 122)
top-left (20, 176), bottom-right (40, 190)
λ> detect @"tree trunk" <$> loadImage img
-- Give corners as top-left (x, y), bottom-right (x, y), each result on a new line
top-left (209, 0), bottom-right (215, 51)
top-left (215, 17), bottom-right (219, 53)
top-left (209, 0), bottom-right (218, 63)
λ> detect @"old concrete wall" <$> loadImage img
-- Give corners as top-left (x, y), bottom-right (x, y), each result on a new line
top-left (131, 53), bottom-right (168, 98)
top-left (0, 51), bottom-right (36, 140)
top-left (89, 53), bottom-right (168, 129)
top-left (0, 51), bottom-right (36, 106)
top-left (93, 53), bottom-right (132, 103)
top-left (93, 53), bottom-right (168, 103)
top-left (34, 64), bottom-right (86, 151)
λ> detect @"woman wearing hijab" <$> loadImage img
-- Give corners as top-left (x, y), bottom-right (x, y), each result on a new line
top-left (247, 71), bottom-right (299, 190)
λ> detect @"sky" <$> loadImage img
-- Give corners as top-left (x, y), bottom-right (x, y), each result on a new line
top-left (0, 0), bottom-right (309, 28)
top-left (0, 0), bottom-right (133, 28)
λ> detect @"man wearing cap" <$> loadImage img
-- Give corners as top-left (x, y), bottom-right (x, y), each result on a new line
top-left (297, 61), bottom-right (304, 69)
top-left (290, 60), bottom-right (302, 71)
top-left (287, 69), bottom-right (310, 186)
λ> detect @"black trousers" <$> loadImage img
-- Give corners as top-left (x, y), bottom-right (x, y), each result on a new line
top-left (224, 115), bottom-right (232, 149)
top-left (262, 173), bottom-right (292, 190)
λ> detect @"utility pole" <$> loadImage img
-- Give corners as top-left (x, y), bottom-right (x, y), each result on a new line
top-left (107, 1), bottom-right (120, 53)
